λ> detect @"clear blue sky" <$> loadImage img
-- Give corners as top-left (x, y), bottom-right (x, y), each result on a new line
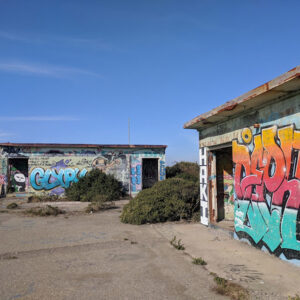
top-left (0, 0), bottom-right (299, 165)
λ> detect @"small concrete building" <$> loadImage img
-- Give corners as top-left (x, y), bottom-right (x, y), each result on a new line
top-left (184, 66), bottom-right (300, 264)
top-left (0, 143), bottom-right (166, 197)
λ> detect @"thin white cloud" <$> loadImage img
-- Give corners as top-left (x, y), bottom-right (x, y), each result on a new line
top-left (0, 31), bottom-right (30, 42)
top-left (0, 130), bottom-right (13, 139)
top-left (57, 37), bottom-right (112, 50)
top-left (0, 31), bottom-right (113, 50)
top-left (0, 116), bottom-right (81, 121)
top-left (0, 62), bottom-right (102, 78)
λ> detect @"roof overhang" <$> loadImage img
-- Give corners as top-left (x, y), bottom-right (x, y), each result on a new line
top-left (184, 66), bottom-right (300, 130)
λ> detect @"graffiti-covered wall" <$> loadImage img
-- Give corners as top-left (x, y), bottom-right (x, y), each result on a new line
top-left (0, 146), bottom-right (166, 197)
top-left (197, 92), bottom-right (300, 264)
top-left (233, 124), bottom-right (300, 262)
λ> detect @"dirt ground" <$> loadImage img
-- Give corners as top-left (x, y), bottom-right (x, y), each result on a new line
top-left (0, 197), bottom-right (300, 299)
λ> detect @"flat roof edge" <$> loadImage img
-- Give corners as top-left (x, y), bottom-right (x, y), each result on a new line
top-left (0, 143), bottom-right (167, 149)
top-left (184, 65), bottom-right (300, 129)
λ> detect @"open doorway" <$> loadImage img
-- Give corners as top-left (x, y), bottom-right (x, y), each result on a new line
top-left (214, 147), bottom-right (234, 224)
top-left (142, 158), bottom-right (158, 189)
top-left (8, 158), bottom-right (29, 193)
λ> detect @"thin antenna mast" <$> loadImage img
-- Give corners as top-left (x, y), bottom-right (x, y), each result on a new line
top-left (128, 118), bottom-right (130, 145)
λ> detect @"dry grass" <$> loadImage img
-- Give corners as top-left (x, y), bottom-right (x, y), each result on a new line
top-left (25, 205), bottom-right (65, 216)
top-left (213, 275), bottom-right (249, 300)
top-left (0, 253), bottom-right (18, 260)
top-left (6, 202), bottom-right (19, 209)
top-left (27, 195), bottom-right (69, 203)
top-left (85, 201), bottom-right (116, 213)
top-left (289, 295), bottom-right (300, 300)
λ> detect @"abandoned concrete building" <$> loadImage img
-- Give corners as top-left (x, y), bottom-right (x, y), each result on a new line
top-left (0, 143), bottom-right (166, 197)
top-left (184, 66), bottom-right (300, 265)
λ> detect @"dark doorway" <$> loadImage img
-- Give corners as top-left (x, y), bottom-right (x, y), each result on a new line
top-left (215, 147), bottom-right (234, 222)
top-left (8, 158), bottom-right (29, 193)
top-left (142, 158), bottom-right (158, 189)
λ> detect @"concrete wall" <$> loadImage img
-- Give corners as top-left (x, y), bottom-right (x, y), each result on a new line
top-left (0, 146), bottom-right (166, 197)
top-left (198, 93), bottom-right (300, 264)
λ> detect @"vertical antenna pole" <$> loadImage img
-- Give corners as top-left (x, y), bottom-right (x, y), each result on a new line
top-left (128, 118), bottom-right (130, 145)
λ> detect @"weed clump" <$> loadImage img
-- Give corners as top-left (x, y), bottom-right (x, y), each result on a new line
top-left (6, 202), bottom-right (19, 209)
top-left (65, 169), bottom-right (122, 202)
top-left (170, 236), bottom-right (185, 250)
top-left (192, 257), bottom-right (207, 265)
top-left (121, 178), bottom-right (199, 224)
top-left (213, 275), bottom-right (249, 300)
top-left (26, 205), bottom-right (65, 216)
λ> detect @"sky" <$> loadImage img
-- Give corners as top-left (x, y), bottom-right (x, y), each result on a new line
top-left (0, 0), bottom-right (300, 165)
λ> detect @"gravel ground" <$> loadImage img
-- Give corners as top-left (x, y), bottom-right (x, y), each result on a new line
top-left (0, 199), bottom-right (225, 300)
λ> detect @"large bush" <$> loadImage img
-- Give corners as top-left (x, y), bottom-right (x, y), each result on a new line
top-left (65, 169), bottom-right (122, 202)
top-left (121, 177), bottom-right (199, 225)
top-left (166, 161), bottom-right (199, 182)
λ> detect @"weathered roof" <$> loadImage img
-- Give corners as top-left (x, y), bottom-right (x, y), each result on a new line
top-left (184, 66), bottom-right (300, 130)
top-left (0, 143), bottom-right (167, 149)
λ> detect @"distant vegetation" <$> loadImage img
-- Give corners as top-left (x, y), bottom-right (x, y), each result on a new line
top-left (121, 162), bottom-right (199, 225)
top-left (166, 161), bottom-right (199, 182)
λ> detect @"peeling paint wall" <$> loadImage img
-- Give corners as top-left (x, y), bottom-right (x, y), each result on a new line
top-left (198, 93), bottom-right (300, 264)
top-left (0, 147), bottom-right (166, 197)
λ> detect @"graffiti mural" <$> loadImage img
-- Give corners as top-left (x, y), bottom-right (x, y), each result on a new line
top-left (9, 164), bottom-right (28, 192)
top-left (92, 152), bottom-right (129, 192)
top-left (30, 167), bottom-right (87, 192)
top-left (199, 147), bottom-right (208, 225)
top-left (233, 125), bottom-right (300, 260)
top-left (160, 160), bottom-right (166, 180)
top-left (131, 158), bottom-right (142, 193)
top-left (29, 158), bottom-right (89, 195)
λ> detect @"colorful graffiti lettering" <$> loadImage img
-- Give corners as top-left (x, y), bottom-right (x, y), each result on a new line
top-left (199, 147), bottom-right (208, 225)
top-left (30, 167), bottom-right (87, 191)
top-left (131, 158), bottom-right (141, 192)
top-left (159, 160), bottom-right (165, 180)
top-left (233, 125), bottom-right (300, 259)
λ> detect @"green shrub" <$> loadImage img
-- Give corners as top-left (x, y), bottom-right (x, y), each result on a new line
top-left (166, 161), bottom-right (199, 182)
top-left (65, 169), bottom-right (122, 202)
top-left (121, 177), bottom-right (199, 225)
